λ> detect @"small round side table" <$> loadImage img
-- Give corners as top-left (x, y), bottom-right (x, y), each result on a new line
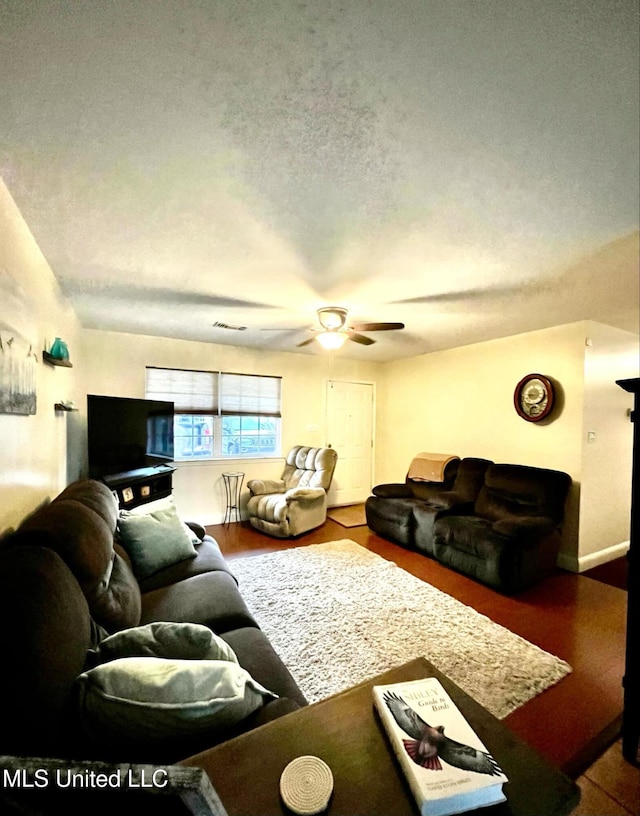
top-left (222, 471), bottom-right (244, 525)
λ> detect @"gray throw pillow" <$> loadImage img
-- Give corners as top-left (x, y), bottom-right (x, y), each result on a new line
top-left (118, 505), bottom-right (198, 579)
top-left (86, 621), bottom-right (237, 669)
top-left (120, 496), bottom-right (201, 545)
top-left (74, 656), bottom-right (277, 747)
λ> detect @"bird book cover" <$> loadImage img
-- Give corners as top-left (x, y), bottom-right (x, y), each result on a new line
top-left (373, 677), bottom-right (508, 816)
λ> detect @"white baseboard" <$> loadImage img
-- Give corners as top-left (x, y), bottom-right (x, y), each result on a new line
top-left (558, 540), bottom-right (630, 573)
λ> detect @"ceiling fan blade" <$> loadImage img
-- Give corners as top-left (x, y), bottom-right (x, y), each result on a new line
top-left (350, 322), bottom-right (405, 332)
top-left (348, 332), bottom-right (376, 346)
top-left (296, 337), bottom-right (316, 347)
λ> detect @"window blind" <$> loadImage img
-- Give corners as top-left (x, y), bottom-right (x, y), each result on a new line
top-left (146, 368), bottom-right (281, 417)
top-left (220, 373), bottom-right (282, 417)
top-left (146, 367), bottom-right (219, 414)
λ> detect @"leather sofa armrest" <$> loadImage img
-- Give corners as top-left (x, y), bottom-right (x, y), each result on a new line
top-left (185, 521), bottom-right (205, 540)
top-left (493, 515), bottom-right (556, 539)
top-left (371, 483), bottom-right (412, 498)
top-left (285, 486), bottom-right (325, 503)
top-left (247, 479), bottom-right (286, 496)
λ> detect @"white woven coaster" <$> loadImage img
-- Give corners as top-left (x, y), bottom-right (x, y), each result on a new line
top-left (279, 755), bottom-right (334, 815)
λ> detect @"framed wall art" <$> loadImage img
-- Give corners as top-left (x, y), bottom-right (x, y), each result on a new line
top-left (0, 324), bottom-right (37, 415)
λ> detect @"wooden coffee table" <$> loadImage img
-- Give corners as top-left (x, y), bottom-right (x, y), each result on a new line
top-left (181, 657), bottom-right (579, 816)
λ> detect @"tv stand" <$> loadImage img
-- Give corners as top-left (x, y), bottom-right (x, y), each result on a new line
top-left (102, 465), bottom-right (175, 509)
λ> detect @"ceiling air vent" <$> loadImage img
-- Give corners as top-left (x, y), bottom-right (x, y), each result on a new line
top-left (212, 322), bottom-right (247, 331)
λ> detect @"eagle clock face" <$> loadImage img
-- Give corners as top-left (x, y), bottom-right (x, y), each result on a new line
top-left (514, 374), bottom-right (555, 422)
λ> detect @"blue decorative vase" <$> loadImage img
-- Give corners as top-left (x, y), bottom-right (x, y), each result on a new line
top-left (49, 337), bottom-right (69, 360)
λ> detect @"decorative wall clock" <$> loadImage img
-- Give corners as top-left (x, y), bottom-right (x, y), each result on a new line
top-left (514, 374), bottom-right (555, 422)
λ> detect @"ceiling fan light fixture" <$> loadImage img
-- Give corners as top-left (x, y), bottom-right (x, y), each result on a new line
top-left (317, 307), bottom-right (348, 331)
top-left (316, 330), bottom-right (348, 350)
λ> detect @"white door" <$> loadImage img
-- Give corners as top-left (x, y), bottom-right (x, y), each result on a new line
top-left (325, 380), bottom-right (374, 506)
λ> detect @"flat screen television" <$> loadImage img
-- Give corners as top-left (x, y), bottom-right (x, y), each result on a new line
top-left (87, 395), bottom-right (174, 478)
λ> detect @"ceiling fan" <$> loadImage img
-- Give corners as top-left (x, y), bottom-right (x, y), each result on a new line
top-left (297, 307), bottom-right (404, 349)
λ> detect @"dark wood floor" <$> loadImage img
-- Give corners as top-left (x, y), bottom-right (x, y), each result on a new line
top-left (582, 555), bottom-right (629, 591)
top-left (206, 519), bottom-right (628, 780)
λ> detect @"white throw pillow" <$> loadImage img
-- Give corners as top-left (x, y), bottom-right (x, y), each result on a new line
top-left (75, 656), bottom-right (277, 747)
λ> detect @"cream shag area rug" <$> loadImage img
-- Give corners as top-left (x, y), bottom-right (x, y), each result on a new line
top-left (230, 539), bottom-right (572, 719)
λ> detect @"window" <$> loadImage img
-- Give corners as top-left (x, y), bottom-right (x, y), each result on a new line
top-left (222, 415), bottom-right (278, 456)
top-left (175, 414), bottom-right (214, 459)
top-left (146, 367), bottom-right (281, 461)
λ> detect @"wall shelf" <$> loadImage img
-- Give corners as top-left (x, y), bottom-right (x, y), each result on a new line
top-left (43, 351), bottom-right (73, 368)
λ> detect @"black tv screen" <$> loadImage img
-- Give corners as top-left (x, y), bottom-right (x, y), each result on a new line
top-left (87, 395), bottom-right (174, 477)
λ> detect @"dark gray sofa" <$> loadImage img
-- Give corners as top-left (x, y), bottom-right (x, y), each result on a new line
top-left (0, 479), bottom-right (306, 765)
top-left (366, 459), bottom-right (571, 593)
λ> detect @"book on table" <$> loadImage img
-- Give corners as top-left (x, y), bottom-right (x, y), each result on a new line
top-left (373, 676), bottom-right (508, 816)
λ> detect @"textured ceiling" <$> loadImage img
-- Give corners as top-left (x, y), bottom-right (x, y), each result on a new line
top-left (1, 0), bottom-right (638, 361)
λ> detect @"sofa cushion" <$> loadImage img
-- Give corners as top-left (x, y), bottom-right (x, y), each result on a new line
top-left (0, 545), bottom-right (93, 758)
top-left (138, 536), bottom-right (236, 593)
top-left (140, 571), bottom-right (259, 633)
top-left (432, 515), bottom-right (561, 593)
top-left (221, 626), bottom-right (308, 708)
top-left (432, 536), bottom-right (505, 590)
top-left (434, 515), bottom-right (503, 557)
top-left (17, 500), bottom-right (116, 593)
top-left (74, 656), bottom-right (277, 756)
top-left (118, 504), bottom-right (198, 580)
top-left (86, 553), bottom-right (143, 633)
top-left (14, 481), bottom-right (142, 632)
top-left (56, 479), bottom-right (119, 528)
top-left (365, 496), bottom-right (416, 547)
top-left (493, 514), bottom-right (557, 539)
top-left (430, 457), bottom-right (493, 506)
top-left (86, 621), bottom-right (237, 668)
top-left (475, 464), bottom-right (570, 522)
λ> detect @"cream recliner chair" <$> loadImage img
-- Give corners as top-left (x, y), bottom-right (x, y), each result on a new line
top-left (246, 445), bottom-right (338, 538)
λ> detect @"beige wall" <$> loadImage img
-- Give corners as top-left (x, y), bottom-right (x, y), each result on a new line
top-left (76, 328), bottom-right (379, 523)
top-left (0, 179), bottom-right (81, 532)
top-left (578, 322), bottom-right (639, 567)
